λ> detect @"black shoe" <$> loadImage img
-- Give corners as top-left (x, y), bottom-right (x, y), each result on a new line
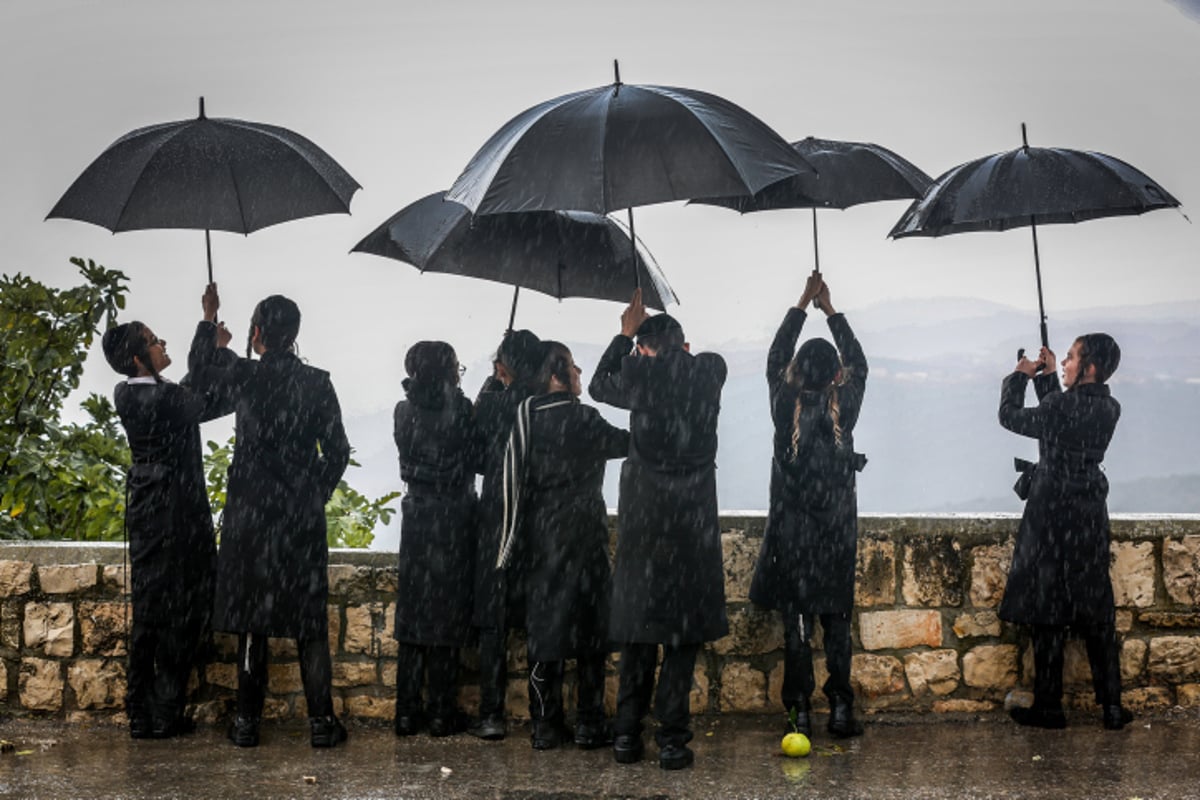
top-left (152, 715), bottom-right (196, 739)
top-left (129, 714), bottom-right (154, 740)
top-left (468, 713), bottom-right (507, 741)
top-left (1009, 706), bottom-right (1067, 729)
top-left (574, 719), bottom-right (614, 750)
top-left (428, 710), bottom-right (470, 738)
top-left (786, 704), bottom-right (813, 738)
top-left (530, 719), bottom-right (565, 751)
top-left (828, 701), bottom-right (864, 738)
top-left (612, 733), bottom-right (645, 764)
top-left (394, 712), bottom-right (425, 737)
top-left (310, 716), bottom-right (348, 748)
top-left (1102, 705), bottom-right (1133, 731)
top-left (659, 743), bottom-right (695, 770)
top-left (228, 716), bottom-right (260, 748)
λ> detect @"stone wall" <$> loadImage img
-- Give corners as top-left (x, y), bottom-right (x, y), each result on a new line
top-left (2, 516), bottom-right (1199, 724)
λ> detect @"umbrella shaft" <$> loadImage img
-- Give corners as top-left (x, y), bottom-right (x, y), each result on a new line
top-left (1029, 218), bottom-right (1048, 348)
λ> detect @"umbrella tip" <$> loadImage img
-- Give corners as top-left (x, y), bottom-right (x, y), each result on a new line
top-left (613, 59), bottom-right (621, 85)
top-left (1021, 121), bottom-right (1028, 149)
top-left (199, 96), bottom-right (206, 119)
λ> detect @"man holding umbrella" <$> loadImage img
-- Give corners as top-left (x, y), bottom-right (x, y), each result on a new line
top-left (589, 289), bottom-right (729, 771)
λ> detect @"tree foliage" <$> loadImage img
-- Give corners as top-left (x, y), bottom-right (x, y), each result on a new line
top-left (1, 260), bottom-right (396, 547)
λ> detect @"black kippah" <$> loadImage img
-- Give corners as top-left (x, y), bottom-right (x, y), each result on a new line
top-left (635, 313), bottom-right (682, 342)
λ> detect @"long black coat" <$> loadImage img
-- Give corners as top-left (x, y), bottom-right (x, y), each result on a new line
top-left (998, 372), bottom-right (1121, 626)
top-left (509, 392), bottom-right (628, 662)
top-left (750, 310), bottom-right (868, 615)
top-left (189, 324), bottom-right (350, 639)
top-left (392, 381), bottom-right (479, 647)
top-left (472, 379), bottom-right (535, 628)
top-left (589, 335), bottom-right (729, 646)
top-left (114, 325), bottom-right (234, 627)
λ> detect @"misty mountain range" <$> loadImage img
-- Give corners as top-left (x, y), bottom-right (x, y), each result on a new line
top-left (345, 297), bottom-right (1200, 550)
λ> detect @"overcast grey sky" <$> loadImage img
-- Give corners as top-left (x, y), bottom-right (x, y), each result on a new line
top-left (3, 0), bottom-right (1198, 421)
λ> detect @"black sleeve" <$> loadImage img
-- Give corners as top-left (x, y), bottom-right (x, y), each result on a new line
top-left (587, 334), bottom-right (636, 409)
top-left (768, 307), bottom-right (806, 397)
top-left (579, 405), bottom-right (630, 460)
top-left (828, 313), bottom-right (867, 433)
top-left (999, 371), bottom-right (1052, 440)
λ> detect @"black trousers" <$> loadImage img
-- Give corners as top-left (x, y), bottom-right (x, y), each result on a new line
top-left (1030, 622), bottom-right (1121, 711)
top-left (477, 625), bottom-right (508, 718)
top-left (614, 642), bottom-right (699, 748)
top-left (528, 651), bottom-right (607, 726)
top-left (782, 612), bottom-right (854, 709)
top-left (126, 617), bottom-right (205, 723)
top-left (236, 631), bottom-right (333, 719)
top-left (395, 643), bottom-right (460, 718)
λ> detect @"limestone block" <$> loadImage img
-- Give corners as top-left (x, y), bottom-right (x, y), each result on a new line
top-left (855, 538), bottom-right (896, 607)
top-left (812, 658), bottom-right (830, 710)
top-left (1062, 641), bottom-right (1093, 689)
top-left (206, 662), bottom-right (238, 691)
top-left (952, 611), bottom-right (1001, 639)
top-left (1122, 686), bottom-right (1172, 711)
top-left (68, 659), bottom-right (125, 709)
top-left (859, 609), bottom-right (942, 651)
top-left (329, 607), bottom-right (342, 654)
top-left (19, 657), bottom-right (64, 710)
top-left (457, 683), bottom-right (481, 715)
top-left (269, 638), bottom-right (298, 658)
top-left (932, 699), bottom-right (996, 713)
top-left (1163, 536), bottom-right (1200, 606)
top-left (1121, 639), bottom-right (1147, 682)
top-left (375, 566), bottom-right (399, 596)
top-left (709, 605), bottom-right (784, 656)
top-left (343, 604), bottom-right (380, 655)
top-left (379, 602), bottom-right (398, 658)
top-left (268, 662), bottom-right (303, 694)
top-left (344, 694), bottom-right (394, 720)
top-left (1147, 636), bottom-right (1200, 681)
top-left (903, 650), bottom-right (960, 697)
top-left (902, 538), bottom-right (963, 607)
top-left (381, 661), bottom-right (397, 688)
top-left (962, 645), bottom-right (1018, 691)
top-left (506, 679), bottom-right (530, 720)
top-left (333, 661), bottom-right (378, 688)
top-left (691, 663), bottom-right (711, 714)
top-left (262, 697), bottom-right (290, 720)
top-left (1115, 610), bottom-right (1134, 634)
top-left (850, 654), bottom-right (906, 698)
top-left (0, 659), bottom-right (6, 701)
top-left (767, 659), bottom-right (784, 709)
top-left (2, 600), bottom-right (21, 649)
top-left (192, 700), bottom-right (226, 724)
top-left (1110, 541), bottom-right (1155, 608)
top-left (101, 565), bottom-right (129, 594)
top-left (1175, 683), bottom-right (1200, 708)
top-left (603, 673), bottom-right (620, 716)
top-left (721, 532), bottom-right (759, 602)
top-left (38, 564), bottom-right (99, 594)
top-left (78, 601), bottom-right (128, 656)
top-left (718, 661), bottom-right (769, 712)
top-left (23, 602), bottom-right (75, 657)
top-left (968, 543), bottom-right (1012, 608)
top-left (0, 561), bottom-right (34, 597)
top-left (327, 565), bottom-right (373, 597)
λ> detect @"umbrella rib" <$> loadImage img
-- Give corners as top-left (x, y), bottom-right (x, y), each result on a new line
top-left (112, 123), bottom-right (195, 231)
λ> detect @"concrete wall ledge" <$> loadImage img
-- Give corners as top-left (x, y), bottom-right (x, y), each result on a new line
top-left (3, 514), bottom-right (1199, 723)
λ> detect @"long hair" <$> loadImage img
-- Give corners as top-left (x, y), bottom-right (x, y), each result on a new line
top-left (534, 341), bottom-right (573, 394)
top-left (247, 295), bottom-right (301, 357)
top-left (784, 338), bottom-right (842, 459)
top-left (495, 329), bottom-right (543, 394)
top-left (101, 322), bottom-right (163, 383)
top-left (1075, 332), bottom-right (1121, 385)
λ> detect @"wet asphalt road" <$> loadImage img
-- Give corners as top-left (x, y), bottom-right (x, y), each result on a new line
top-left (2, 709), bottom-right (1198, 799)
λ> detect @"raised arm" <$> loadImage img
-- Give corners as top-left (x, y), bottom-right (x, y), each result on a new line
top-left (588, 290), bottom-right (645, 409)
top-left (828, 313), bottom-right (868, 431)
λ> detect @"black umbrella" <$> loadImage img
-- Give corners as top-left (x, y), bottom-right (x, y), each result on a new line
top-left (445, 61), bottom-right (812, 285)
top-left (352, 192), bottom-right (677, 330)
top-left (47, 97), bottom-right (360, 283)
top-left (890, 124), bottom-right (1181, 347)
top-left (692, 136), bottom-right (932, 274)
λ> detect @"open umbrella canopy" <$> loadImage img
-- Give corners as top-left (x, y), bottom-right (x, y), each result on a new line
top-left (445, 65), bottom-right (812, 216)
top-left (352, 192), bottom-right (677, 311)
top-left (693, 136), bottom-right (932, 213)
top-left (48, 100), bottom-right (359, 234)
top-left (889, 144), bottom-right (1179, 238)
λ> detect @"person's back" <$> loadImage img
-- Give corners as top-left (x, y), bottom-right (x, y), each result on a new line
top-left (618, 346), bottom-right (724, 471)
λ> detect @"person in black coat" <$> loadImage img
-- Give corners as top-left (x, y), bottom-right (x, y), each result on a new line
top-left (469, 328), bottom-right (544, 740)
top-left (498, 341), bottom-right (629, 751)
top-left (748, 272), bottom-right (868, 739)
top-left (392, 341), bottom-right (479, 738)
top-left (189, 285), bottom-right (351, 748)
top-left (589, 289), bottom-right (728, 771)
top-left (102, 316), bottom-right (233, 739)
top-left (999, 333), bottom-right (1130, 730)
